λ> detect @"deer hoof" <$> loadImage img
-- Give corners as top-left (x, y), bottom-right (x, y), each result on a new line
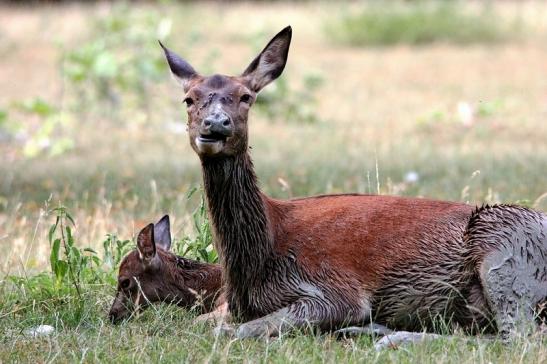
top-left (236, 320), bottom-right (271, 339)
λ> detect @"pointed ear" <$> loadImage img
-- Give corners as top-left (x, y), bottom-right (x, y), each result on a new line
top-left (154, 215), bottom-right (171, 251)
top-left (137, 223), bottom-right (156, 265)
top-left (159, 41), bottom-right (199, 91)
top-left (241, 26), bottom-right (292, 93)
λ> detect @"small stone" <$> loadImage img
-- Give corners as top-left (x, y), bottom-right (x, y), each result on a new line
top-left (25, 325), bottom-right (55, 338)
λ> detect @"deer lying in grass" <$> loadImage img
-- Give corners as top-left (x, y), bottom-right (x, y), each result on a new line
top-left (107, 214), bottom-right (545, 348)
top-left (107, 216), bottom-right (399, 340)
top-left (108, 215), bottom-right (224, 324)
top-left (107, 216), bottom-right (434, 347)
top-left (159, 26), bottom-right (547, 340)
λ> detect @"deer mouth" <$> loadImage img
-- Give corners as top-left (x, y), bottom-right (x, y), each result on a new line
top-left (195, 133), bottom-right (227, 155)
top-left (198, 132), bottom-right (227, 143)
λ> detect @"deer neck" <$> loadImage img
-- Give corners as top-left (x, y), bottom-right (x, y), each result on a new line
top-left (169, 256), bottom-right (223, 311)
top-left (201, 152), bottom-right (274, 295)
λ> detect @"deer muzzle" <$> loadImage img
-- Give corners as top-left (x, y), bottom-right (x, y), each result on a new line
top-left (196, 111), bottom-right (233, 155)
top-left (200, 112), bottom-right (233, 140)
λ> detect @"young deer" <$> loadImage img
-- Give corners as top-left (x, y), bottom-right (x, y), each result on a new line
top-left (108, 215), bottom-right (223, 323)
top-left (160, 26), bottom-right (547, 339)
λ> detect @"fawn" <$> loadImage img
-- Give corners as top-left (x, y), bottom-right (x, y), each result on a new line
top-left (108, 215), bottom-right (223, 323)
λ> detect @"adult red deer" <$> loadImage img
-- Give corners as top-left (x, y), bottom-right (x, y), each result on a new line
top-left (109, 215), bottom-right (223, 323)
top-left (160, 26), bottom-right (547, 339)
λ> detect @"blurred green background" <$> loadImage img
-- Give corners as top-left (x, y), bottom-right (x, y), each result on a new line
top-left (1, 0), bottom-right (546, 273)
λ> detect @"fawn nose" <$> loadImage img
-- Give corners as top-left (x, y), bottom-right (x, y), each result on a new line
top-left (202, 112), bottom-right (233, 136)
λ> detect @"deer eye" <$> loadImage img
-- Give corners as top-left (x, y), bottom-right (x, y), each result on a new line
top-left (240, 94), bottom-right (251, 104)
top-left (120, 278), bottom-right (131, 290)
top-left (183, 97), bottom-right (194, 107)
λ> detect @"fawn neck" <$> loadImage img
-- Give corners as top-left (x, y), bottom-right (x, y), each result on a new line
top-left (168, 255), bottom-right (222, 311)
top-left (201, 153), bottom-right (274, 315)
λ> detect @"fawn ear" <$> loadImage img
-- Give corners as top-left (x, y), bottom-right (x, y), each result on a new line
top-left (154, 215), bottom-right (172, 251)
top-left (241, 26), bottom-right (292, 93)
top-left (137, 223), bottom-right (157, 265)
top-left (159, 41), bottom-right (199, 91)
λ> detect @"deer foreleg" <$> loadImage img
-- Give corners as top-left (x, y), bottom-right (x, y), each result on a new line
top-left (236, 298), bottom-right (369, 339)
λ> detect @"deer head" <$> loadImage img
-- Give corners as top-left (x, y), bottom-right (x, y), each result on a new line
top-left (160, 26), bottom-right (292, 158)
top-left (109, 215), bottom-right (220, 323)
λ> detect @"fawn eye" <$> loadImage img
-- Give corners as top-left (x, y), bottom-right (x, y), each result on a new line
top-left (183, 97), bottom-right (194, 107)
top-left (120, 278), bottom-right (131, 290)
top-left (240, 94), bottom-right (251, 104)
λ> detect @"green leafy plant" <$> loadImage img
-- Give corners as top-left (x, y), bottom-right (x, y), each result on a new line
top-left (3, 206), bottom-right (117, 325)
top-left (0, 108), bottom-right (7, 125)
top-left (174, 187), bottom-right (217, 263)
top-left (48, 206), bottom-right (98, 296)
top-left (102, 233), bottom-right (133, 271)
top-left (4, 98), bottom-right (74, 158)
top-left (17, 98), bottom-right (57, 117)
top-left (62, 3), bottom-right (172, 113)
top-left (47, 206), bottom-right (136, 294)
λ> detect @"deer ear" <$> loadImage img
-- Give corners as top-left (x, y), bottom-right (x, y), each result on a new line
top-left (241, 26), bottom-right (292, 93)
top-left (154, 215), bottom-right (171, 251)
top-left (159, 41), bottom-right (199, 91)
top-left (137, 223), bottom-right (156, 264)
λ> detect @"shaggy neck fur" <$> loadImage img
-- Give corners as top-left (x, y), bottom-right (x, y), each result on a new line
top-left (201, 153), bottom-right (274, 318)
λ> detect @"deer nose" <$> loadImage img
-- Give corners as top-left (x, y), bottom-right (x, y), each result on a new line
top-left (203, 112), bottom-right (233, 136)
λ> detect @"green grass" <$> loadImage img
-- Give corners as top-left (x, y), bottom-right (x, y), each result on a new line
top-left (1, 273), bottom-right (546, 363)
top-left (327, 1), bottom-right (518, 46)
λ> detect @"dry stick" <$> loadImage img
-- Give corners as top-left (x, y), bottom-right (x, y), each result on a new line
top-left (132, 277), bottom-right (157, 319)
top-left (0, 305), bottom-right (27, 319)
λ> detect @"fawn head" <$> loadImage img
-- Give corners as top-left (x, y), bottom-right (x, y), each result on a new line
top-left (160, 26), bottom-right (292, 158)
top-left (109, 215), bottom-right (201, 323)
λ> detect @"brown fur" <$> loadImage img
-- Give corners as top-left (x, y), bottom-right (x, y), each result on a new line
top-left (161, 26), bottom-right (547, 338)
top-left (109, 218), bottom-right (222, 323)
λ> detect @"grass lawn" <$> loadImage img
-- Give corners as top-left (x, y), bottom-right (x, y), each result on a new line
top-left (1, 301), bottom-right (546, 362)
